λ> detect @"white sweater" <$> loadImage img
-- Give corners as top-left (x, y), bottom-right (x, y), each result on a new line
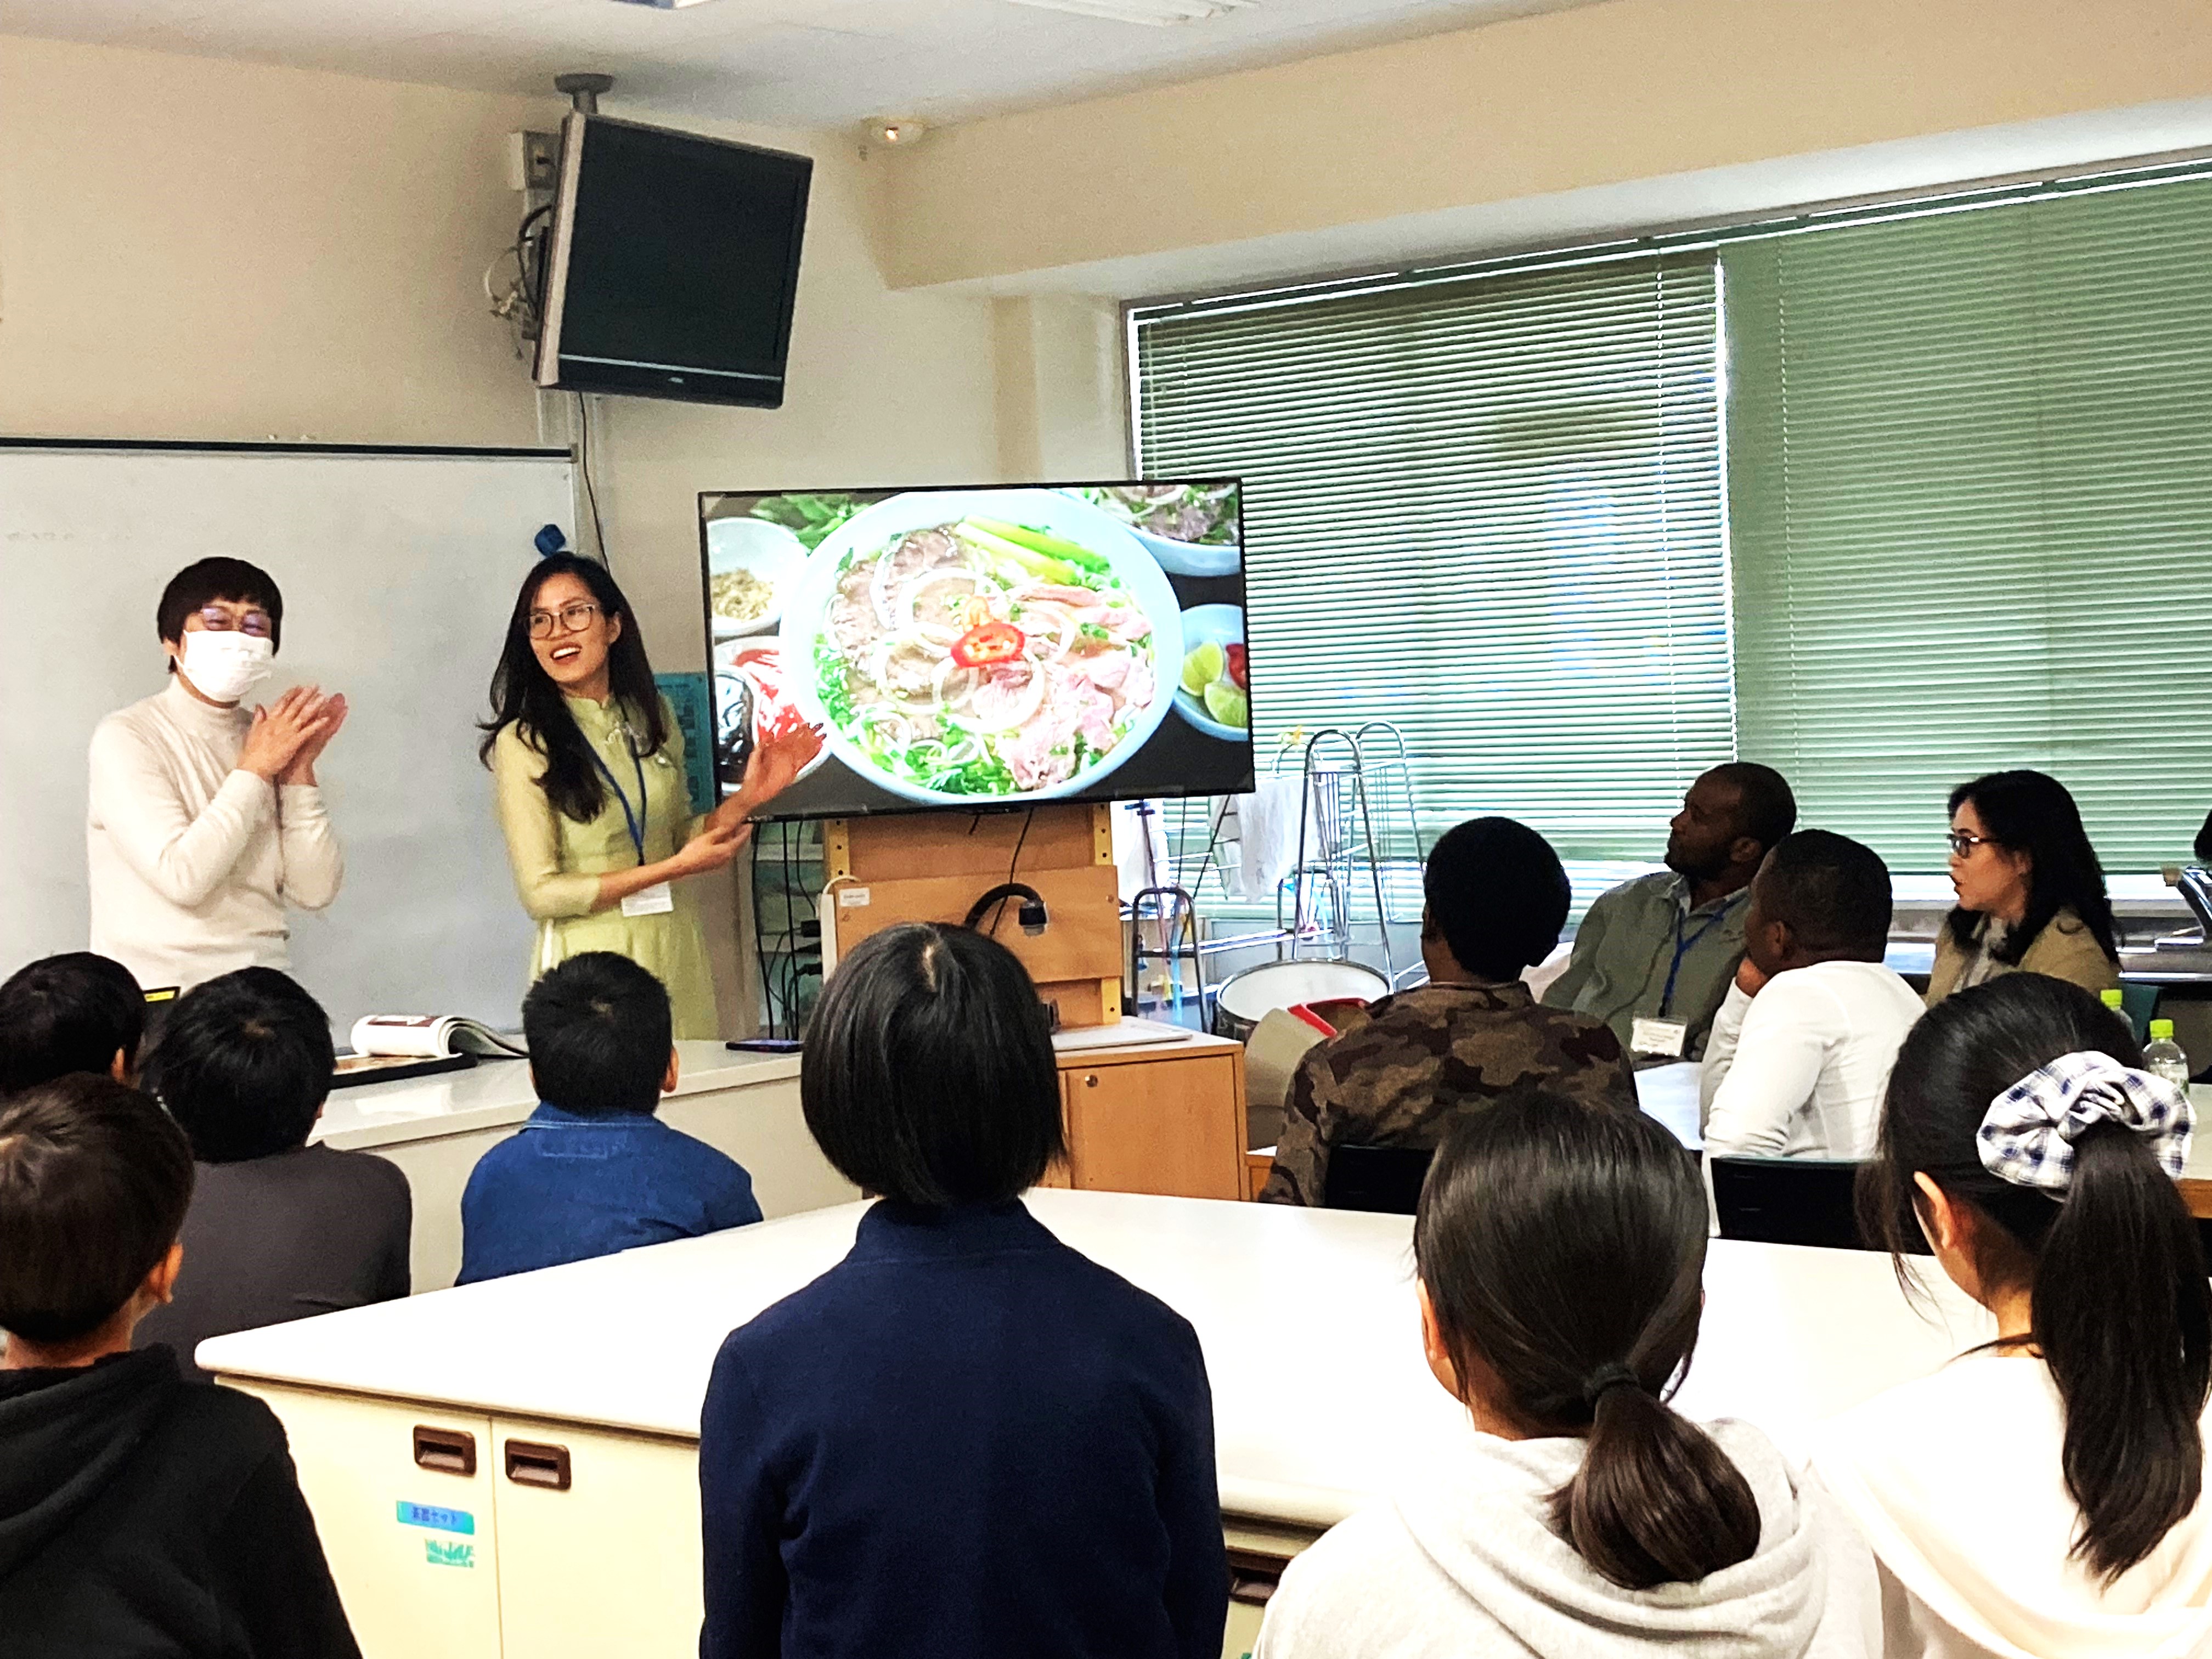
top-left (1811, 1353), bottom-right (2212, 1659)
top-left (1700, 962), bottom-right (1923, 1160)
top-left (86, 679), bottom-right (343, 991)
top-left (1255, 1419), bottom-right (1880, 1659)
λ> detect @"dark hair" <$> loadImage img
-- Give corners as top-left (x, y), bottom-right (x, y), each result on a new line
top-left (1415, 1097), bottom-right (1760, 1593)
top-left (0, 952), bottom-right (146, 1092)
top-left (1863, 974), bottom-right (2210, 1581)
top-left (1415, 1094), bottom-right (1760, 1590)
top-left (1705, 762), bottom-right (1797, 855)
top-left (1757, 830), bottom-right (1893, 960)
top-left (1944, 770), bottom-right (2118, 967)
top-left (1422, 817), bottom-right (1571, 981)
top-left (156, 556), bottom-right (284, 654)
top-left (478, 554), bottom-right (669, 825)
top-left (142, 967), bottom-right (335, 1162)
top-left (523, 952), bottom-right (673, 1116)
top-left (0, 1075), bottom-right (194, 1342)
top-left (803, 923), bottom-right (1063, 1208)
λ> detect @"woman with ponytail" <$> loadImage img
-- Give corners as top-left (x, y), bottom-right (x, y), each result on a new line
top-left (1256, 1092), bottom-right (1876, 1659)
top-left (1815, 973), bottom-right (2212, 1658)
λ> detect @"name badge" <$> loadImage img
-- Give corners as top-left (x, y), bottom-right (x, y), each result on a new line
top-left (1629, 1017), bottom-right (1690, 1058)
top-left (622, 882), bottom-right (676, 918)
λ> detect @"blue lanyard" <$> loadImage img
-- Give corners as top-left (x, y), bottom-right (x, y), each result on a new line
top-left (586, 732), bottom-right (651, 867)
top-left (1660, 889), bottom-right (1746, 1017)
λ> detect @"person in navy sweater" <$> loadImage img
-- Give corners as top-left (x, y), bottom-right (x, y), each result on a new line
top-left (698, 923), bottom-right (1229, 1659)
top-left (456, 951), bottom-right (760, 1284)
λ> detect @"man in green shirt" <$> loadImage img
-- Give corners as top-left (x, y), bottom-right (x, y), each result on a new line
top-left (1541, 763), bottom-right (1797, 1062)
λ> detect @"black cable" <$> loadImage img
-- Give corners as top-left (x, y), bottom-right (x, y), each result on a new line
top-left (985, 808), bottom-right (1037, 937)
top-left (746, 837), bottom-right (774, 1038)
top-left (575, 393), bottom-right (607, 559)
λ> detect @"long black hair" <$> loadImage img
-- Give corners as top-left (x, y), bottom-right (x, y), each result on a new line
top-left (478, 554), bottom-right (669, 825)
top-left (1860, 974), bottom-right (2210, 1581)
top-left (1414, 1093), bottom-right (1760, 1590)
top-left (1945, 770), bottom-right (2118, 966)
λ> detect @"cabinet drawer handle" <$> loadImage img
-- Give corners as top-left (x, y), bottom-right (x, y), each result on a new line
top-left (1084, 1073), bottom-right (1099, 1088)
top-left (413, 1426), bottom-right (476, 1476)
top-left (505, 1440), bottom-right (572, 1491)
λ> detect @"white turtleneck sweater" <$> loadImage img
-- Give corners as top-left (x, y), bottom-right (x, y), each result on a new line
top-left (86, 678), bottom-right (344, 991)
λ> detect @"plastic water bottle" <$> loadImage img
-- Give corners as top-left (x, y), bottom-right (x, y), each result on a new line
top-left (2145, 1019), bottom-right (2193, 1091)
top-left (2102, 987), bottom-right (2134, 1041)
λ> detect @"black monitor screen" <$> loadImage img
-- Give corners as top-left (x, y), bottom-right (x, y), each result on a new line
top-left (541, 116), bottom-right (810, 406)
top-left (700, 481), bottom-right (1255, 820)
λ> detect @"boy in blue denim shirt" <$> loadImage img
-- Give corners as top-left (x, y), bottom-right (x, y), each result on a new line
top-left (457, 952), bottom-right (761, 1284)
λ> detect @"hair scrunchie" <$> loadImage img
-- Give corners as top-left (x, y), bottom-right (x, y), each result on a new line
top-left (1978, 1051), bottom-right (2193, 1195)
top-left (1582, 1362), bottom-right (1642, 1408)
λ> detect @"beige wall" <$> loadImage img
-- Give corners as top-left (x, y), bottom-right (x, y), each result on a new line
top-left (883, 0), bottom-right (2212, 290)
top-left (0, 35), bottom-right (1003, 1033)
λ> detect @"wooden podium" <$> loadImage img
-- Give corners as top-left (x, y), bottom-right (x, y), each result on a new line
top-left (822, 803), bottom-right (1126, 1029)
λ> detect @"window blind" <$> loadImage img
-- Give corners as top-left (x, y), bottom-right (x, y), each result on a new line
top-left (1725, 177), bottom-right (2212, 873)
top-left (1132, 252), bottom-right (1730, 864)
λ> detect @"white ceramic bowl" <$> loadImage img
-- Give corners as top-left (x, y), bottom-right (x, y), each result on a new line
top-left (783, 488), bottom-right (1185, 805)
top-left (1172, 603), bottom-right (1249, 743)
top-left (1131, 526), bottom-right (1242, 578)
top-left (706, 516), bottom-right (806, 639)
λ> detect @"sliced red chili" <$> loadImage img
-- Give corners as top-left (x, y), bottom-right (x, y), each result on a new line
top-left (951, 620), bottom-right (1026, 668)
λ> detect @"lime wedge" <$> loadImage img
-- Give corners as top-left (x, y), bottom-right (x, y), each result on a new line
top-left (1203, 681), bottom-right (1249, 729)
top-left (1181, 641), bottom-right (1224, 696)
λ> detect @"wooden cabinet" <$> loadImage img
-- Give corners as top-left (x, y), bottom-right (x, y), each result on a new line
top-left (1053, 1036), bottom-right (1246, 1201)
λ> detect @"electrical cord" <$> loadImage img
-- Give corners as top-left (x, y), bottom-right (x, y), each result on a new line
top-left (982, 808), bottom-right (1037, 937)
top-left (575, 393), bottom-right (607, 559)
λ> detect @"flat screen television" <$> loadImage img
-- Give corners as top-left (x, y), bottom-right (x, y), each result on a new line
top-left (534, 113), bottom-right (811, 408)
top-left (701, 481), bottom-right (1254, 820)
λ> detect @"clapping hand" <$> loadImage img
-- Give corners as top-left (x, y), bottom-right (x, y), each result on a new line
top-left (238, 686), bottom-right (347, 784)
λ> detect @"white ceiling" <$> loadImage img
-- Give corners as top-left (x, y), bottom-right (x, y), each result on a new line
top-left (0, 0), bottom-right (1614, 130)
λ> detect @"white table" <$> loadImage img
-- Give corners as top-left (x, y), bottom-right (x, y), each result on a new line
top-left (203, 1189), bottom-right (1990, 1659)
top-left (315, 1041), bottom-right (855, 1291)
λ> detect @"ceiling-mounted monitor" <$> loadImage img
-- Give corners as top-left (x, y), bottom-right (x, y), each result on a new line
top-left (534, 113), bottom-right (811, 408)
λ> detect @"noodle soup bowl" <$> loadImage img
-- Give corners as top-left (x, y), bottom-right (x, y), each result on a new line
top-left (785, 489), bottom-right (1184, 806)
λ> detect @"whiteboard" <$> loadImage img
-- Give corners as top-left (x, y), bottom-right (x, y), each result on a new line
top-left (0, 443), bottom-right (574, 1031)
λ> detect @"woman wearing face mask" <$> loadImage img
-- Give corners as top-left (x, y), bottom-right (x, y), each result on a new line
top-left (1925, 770), bottom-right (2119, 1007)
top-left (86, 557), bottom-right (348, 992)
top-left (481, 555), bottom-right (817, 1039)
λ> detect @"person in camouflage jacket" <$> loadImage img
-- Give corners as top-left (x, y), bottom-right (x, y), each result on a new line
top-left (1260, 819), bottom-right (1635, 1206)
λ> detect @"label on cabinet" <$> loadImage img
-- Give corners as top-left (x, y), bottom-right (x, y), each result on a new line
top-left (424, 1539), bottom-right (477, 1569)
top-left (395, 1500), bottom-right (475, 1536)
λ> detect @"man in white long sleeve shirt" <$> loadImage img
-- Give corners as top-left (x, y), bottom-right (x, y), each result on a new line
top-left (87, 558), bottom-right (348, 991)
top-left (1701, 830), bottom-right (1921, 1161)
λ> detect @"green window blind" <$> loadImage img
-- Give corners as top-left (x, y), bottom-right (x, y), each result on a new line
top-left (1725, 177), bottom-right (2212, 873)
top-left (1132, 252), bottom-right (1730, 862)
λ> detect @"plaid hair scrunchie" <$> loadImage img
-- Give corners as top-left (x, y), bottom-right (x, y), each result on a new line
top-left (1978, 1051), bottom-right (2194, 1194)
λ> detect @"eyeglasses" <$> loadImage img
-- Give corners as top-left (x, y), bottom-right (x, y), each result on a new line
top-left (196, 605), bottom-right (273, 638)
top-left (1946, 832), bottom-right (1996, 857)
top-left (527, 602), bottom-right (603, 640)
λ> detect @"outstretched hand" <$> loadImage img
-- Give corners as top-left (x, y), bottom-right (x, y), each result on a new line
top-left (713, 724), bottom-right (824, 830)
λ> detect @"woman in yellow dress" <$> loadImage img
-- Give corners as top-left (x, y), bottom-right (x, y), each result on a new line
top-left (481, 554), bottom-right (816, 1039)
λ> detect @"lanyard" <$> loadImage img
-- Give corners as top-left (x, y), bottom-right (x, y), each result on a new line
top-left (586, 732), bottom-right (651, 867)
top-left (1660, 888), bottom-right (1746, 1017)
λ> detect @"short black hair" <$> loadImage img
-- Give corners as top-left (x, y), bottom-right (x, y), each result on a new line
top-left (156, 556), bottom-right (285, 652)
top-left (143, 967), bottom-right (335, 1162)
top-left (1758, 830), bottom-right (1893, 958)
top-left (0, 952), bottom-right (146, 1092)
top-left (523, 952), bottom-right (673, 1116)
top-left (0, 1075), bottom-right (194, 1343)
top-left (1423, 817), bottom-right (1572, 982)
top-left (1705, 762), bottom-right (1797, 855)
top-left (803, 923), bottom-right (1063, 1208)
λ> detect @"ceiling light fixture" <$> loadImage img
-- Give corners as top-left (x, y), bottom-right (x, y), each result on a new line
top-left (607, 0), bottom-right (723, 9)
top-left (863, 118), bottom-right (929, 148)
top-left (1007, 0), bottom-right (1256, 25)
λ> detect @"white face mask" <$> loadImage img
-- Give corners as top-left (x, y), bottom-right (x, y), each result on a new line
top-left (177, 629), bottom-right (275, 704)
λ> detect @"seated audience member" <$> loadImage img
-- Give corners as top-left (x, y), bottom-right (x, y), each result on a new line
top-left (1255, 1094), bottom-right (1876, 1658)
top-left (1543, 763), bottom-right (1797, 1061)
top-left (1701, 830), bottom-right (1922, 1161)
top-left (458, 951), bottom-right (759, 1285)
top-left (0, 951), bottom-right (147, 1092)
top-left (1927, 769), bottom-right (2118, 1006)
top-left (0, 1075), bottom-right (360, 1657)
top-left (699, 923), bottom-right (1227, 1659)
top-left (135, 967), bottom-right (409, 1382)
top-left (1814, 974), bottom-right (2212, 1656)
top-left (1260, 817), bottom-right (1633, 1207)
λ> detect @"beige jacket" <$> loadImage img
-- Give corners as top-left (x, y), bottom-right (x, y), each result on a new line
top-left (1925, 907), bottom-right (2118, 1007)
